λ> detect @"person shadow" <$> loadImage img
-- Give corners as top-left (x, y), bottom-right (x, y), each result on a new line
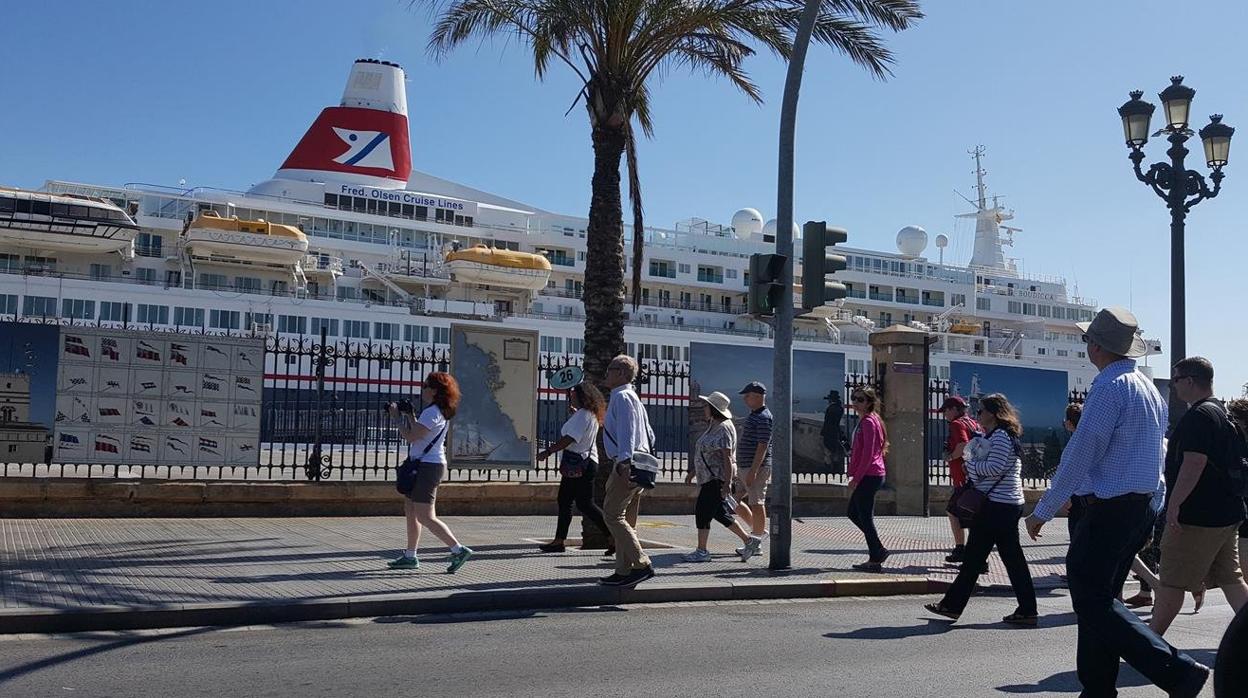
top-left (996, 648), bottom-right (1217, 694)
top-left (822, 612), bottom-right (1078, 641)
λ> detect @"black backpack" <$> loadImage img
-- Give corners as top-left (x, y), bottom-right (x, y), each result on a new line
top-left (1212, 402), bottom-right (1248, 498)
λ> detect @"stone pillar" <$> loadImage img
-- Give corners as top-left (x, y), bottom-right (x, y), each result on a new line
top-left (868, 325), bottom-right (933, 516)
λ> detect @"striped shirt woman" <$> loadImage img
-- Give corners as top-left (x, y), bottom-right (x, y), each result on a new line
top-left (926, 393), bottom-right (1037, 626)
top-left (966, 429), bottom-right (1025, 505)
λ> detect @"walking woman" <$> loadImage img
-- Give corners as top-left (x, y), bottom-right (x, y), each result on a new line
top-left (536, 382), bottom-right (610, 553)
top-left (387, 372), bottom-right (474, 573)
top-left (848, 387), bottom-right (889, 571)
top-left (925, 393), bottom-right (1037, 625)
top-left (684, 392), bottom-right (760, 562)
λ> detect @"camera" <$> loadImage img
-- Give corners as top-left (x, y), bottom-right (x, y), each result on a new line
top-left (390, 399), bottom-right (415, 415)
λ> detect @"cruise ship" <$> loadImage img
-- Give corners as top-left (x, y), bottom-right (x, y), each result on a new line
top-left (0, 58), bottom-right (1161, 394)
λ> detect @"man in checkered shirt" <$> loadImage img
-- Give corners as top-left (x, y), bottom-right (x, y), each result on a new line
top-left (1026, 307), bottom-right (1208, 697)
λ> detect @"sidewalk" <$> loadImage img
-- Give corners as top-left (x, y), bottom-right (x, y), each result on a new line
top-left (0, 516), bottom-right (1070, 633)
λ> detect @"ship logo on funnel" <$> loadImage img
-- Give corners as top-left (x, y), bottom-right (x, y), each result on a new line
top-left (331, 128), bottom-right (394, 170)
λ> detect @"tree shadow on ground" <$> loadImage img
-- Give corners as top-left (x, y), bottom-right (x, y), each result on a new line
top-left (996, 648), bottom-right (1217, 694)
top-left (0, 626), bottom-right (217, 686)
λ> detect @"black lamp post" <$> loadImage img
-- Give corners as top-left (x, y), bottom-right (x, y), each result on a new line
top-left (1117, 76), bottom-right (1233, 428)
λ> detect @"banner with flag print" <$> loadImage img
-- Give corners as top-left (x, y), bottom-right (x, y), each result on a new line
top-left (63, 334), bottom-right (91, 360)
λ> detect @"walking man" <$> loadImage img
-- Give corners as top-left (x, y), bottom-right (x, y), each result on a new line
top-left (941, 395), bottom-right (980, 564)
top-left (734, 381), bottom-right (772, 558)
top-left (1025, 307), bottom-right (1209, 697)
top-left (599, 355), bottom-right (657, 588)
top-left (1150, 356), bottom-right (1248, 636)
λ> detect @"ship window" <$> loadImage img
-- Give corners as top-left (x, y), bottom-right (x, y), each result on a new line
top-left (209, 309), bottom-right (239, 330)
top-left (404, 325), bottom-right (429, 343)
top-left (15, 199), bottom-right (32, 214)
top-left (310, 317), bottom-right (339, 337)
top-left (99, 301), bottom-right (131, 323)
top-left (174, 307), bottom-right (204, 327)
top-left (68, 204), bottom-right (88, 217)
top-left (414, 206), bottom-right (428, 220)
top-left (339, 197), bottom-right (352, 212)
top-left (401, 204), bottom-right (414, 219)
top-left (22, 295), bottom-right (57, 318)
top-left (352, 197), bottom-right (366, 213)
top-left (31, 201), bottom-right (50, 216)
top-left (324, 194), bottom-right (338, 207)
top-left (433, 327), bottom-right (450, 345)
top-left (137, 304), bottom-right (169, 325)
top-left (366, 199), bottom-right (378, 214)
top-left (62, 299), bottom-right (95, 320)
top-left (0, 197), bottom-right (13, 213)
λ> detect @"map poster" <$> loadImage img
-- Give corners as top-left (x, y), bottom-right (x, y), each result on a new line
top-left (449, 325), bottom-right (538, 469)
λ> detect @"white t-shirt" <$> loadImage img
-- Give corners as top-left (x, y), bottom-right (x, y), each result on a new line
top-left (561, 408), bottom-right (599, 461)
top-left (407, 404), bottom-right (449, 464)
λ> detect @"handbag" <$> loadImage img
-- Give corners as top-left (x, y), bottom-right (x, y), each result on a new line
top-left (605, 425), bottom-right (659, 490)
top-left (559, 450), bottom-right (594, 478)
top-left (945, 431), bottom-right (1012, 523)
top-left (395, 423), bottom-right (447, 495)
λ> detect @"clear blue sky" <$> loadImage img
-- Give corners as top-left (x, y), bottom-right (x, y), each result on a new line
top-left (3, 1), bottom-right (1247, 392)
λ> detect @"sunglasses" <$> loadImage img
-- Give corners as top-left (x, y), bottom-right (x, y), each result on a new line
top-left (851, 395), bottom-right (867, 404)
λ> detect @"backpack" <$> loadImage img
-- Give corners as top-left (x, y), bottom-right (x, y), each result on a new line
top-left (1212, 402), bottom-right (1248, 498)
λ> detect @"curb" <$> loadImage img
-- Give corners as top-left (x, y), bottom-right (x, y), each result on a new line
top-left (0, 577), bottom-right (953, 634)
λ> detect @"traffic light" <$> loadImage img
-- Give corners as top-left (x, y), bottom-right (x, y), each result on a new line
top-left (747, 253), bottom-right (787, 316)
top-left (801, 221), bottom-right (848, 309)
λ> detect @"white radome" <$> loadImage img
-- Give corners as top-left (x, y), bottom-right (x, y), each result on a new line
top-left (762, 218), bottom-right (800, 239)
top-left (896, 225), bottom-right (928, 256)
top-left (731, 208), bottom-right (764, 239)
top-left (935, 233), bottom-right (949, 249)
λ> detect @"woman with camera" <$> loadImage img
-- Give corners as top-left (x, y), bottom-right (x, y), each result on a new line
top-left (535, 382), bottom-right (610, 553)
top-left (387, 372), bottom-right (474, 574)
top-left (924, 393), bottom-right (1037, 625)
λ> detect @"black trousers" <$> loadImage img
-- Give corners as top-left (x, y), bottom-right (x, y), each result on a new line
top-left (554, 461), bottom-right (608, 540)
top-left (1067, 495), bottom-right (1200, 696)
top-left (847, 475), bottom-right (886, 561)
top-left (695, 480), bottom-right (735, 530)
top-left (939, 500), bottom-right (1036, 615)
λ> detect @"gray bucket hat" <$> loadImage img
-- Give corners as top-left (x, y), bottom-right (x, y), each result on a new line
top-left (1077, 306), bottom-right (1148, 358)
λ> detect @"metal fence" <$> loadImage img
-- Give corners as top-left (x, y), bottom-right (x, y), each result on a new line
top-left (924, 380), bottom-right (1084, 490)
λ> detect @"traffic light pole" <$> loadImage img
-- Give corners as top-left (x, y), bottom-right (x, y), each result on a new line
top-left (769, 0), bottom-right (821, 572)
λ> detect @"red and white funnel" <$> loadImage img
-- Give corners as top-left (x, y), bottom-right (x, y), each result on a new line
top-left (275, 59), bottom-right (412, 189)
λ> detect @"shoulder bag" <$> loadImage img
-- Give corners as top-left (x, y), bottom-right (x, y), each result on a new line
top-left (945, 430), bottom-right (1012, 524)
top-left (396, 423), bottom-right (447, 495)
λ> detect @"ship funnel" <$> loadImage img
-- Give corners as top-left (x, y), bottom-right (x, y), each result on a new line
top-left (274, 59), bottom-right (412, 188)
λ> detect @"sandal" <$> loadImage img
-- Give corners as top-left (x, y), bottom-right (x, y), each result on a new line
top-left (1002, 612), bottom-right (1038, 626)
top-left (924, 602), bottom-right (960, 621)
top-left (1123, 593), bottom-right (1153, 608)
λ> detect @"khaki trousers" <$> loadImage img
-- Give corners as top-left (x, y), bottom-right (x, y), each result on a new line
top-left (603, 464), bottom-right (650, 575)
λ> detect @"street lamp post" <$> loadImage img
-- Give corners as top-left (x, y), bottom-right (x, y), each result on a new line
top-left (1117, 76), bottom-right (1234, 429)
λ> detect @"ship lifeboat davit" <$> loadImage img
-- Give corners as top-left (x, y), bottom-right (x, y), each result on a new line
top-left (445, 244), bottom-right (552, 291)
top-left (183, 212), bottom-right (309, 266)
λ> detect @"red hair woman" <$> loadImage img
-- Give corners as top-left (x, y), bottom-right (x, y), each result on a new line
top-left (387, 372), bottom-right (473, 573)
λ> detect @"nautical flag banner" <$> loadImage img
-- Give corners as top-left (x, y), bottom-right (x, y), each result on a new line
top-left (47, 326), bottom-right (264, 466)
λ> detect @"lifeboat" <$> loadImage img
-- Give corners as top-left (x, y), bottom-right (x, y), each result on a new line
top-left (183, 212), bottom-right (308, 266)
top-left (0, 186), bottom-right (138, 254)
top-left (948, 320), bottom-right (982, 335)
top-left (445, 244), bottom-right (552, 291)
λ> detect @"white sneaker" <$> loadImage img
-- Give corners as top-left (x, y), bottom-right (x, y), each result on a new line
top-left (738, 536), bottom-right (763, 562)
top-left (683, 549), bottom-right (712, 563)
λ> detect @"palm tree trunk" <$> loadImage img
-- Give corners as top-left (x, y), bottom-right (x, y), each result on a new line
top-left (582, 121), bottom-right (628, 549)
top-left (582, 123), bottom-right (628, 384)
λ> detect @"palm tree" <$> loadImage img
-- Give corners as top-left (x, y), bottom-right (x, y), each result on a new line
top-left (418, 0), bottom-right (922, 382)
